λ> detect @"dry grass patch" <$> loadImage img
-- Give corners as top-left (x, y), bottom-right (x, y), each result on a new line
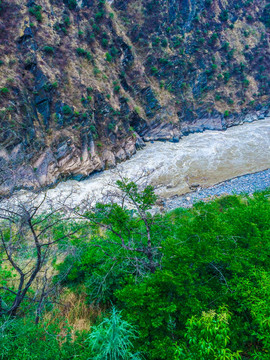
top-left (44, 290), bottom-right (103, 340)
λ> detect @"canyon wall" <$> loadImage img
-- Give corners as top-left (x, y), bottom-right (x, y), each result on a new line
top-left (0, 0), bottom-right (269, 193)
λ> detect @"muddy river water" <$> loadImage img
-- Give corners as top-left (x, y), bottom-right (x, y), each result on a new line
top-left (5, 118), bottom-right (270, 208)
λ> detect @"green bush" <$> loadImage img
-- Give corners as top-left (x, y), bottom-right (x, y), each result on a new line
top-left (102, 38), bottom-right (109, 47)
top-left (93, 67), bottom-right (101, 76)
top-left (108, 122), bottom-right (115, 131)
top-left (0, 87), bottom-right (9, 95)
top-left (95, 10), bottom-right (105, 21)
top-left (223, 71), bottom-right (231, 83)
top-left (105, 52), bottom-right (113, 62)
top-left (243, 77), bottom-right (250, 87)
top-left (110, 46), bottom-right (118, 57)
top-left (76, 48), bottom-right (92, 60)
top-left (29, 5), bottom-right (42, 22)
top-left (161, 38), bottom-right (168, 47)
top-left (219, 9), bottom-right (229, 22)
top-left (114, 85), bottom-right (120, 93)
top-left (176, 308), bottom-right (242, 359)
top-left (62, 105), bottom-right (72, 115)
top-left (76, 47), bottom-right (86, 56)
top-left (63, 15), bottom-right (71, 27)
top-left (152, 37), bottom-right (160, 47)
top-left (222, 41), bottom-right (230, 51)
top-left (150, 66), bottom-right (159, 75)
top-left (43, 46), bottom-right (55, 54)
top-left (173, 36), bottom-right (183, 48)
top-left (87, 307), bottom-right (141, 360)
top-left (89, 124), bottom-right (96, 133)
top-left (209, 33), bottom-right (218, 44)
top-left (92, 23), bottom-right (100, 33)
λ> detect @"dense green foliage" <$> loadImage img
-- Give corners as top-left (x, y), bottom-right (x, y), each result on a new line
top-left (0, 186), bottom-right (270, 359)
top-left (0, 316), bottom-right (89, 360)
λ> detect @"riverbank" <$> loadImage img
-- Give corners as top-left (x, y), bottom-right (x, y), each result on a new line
top-left (164, 168), bottom-right (270, 210)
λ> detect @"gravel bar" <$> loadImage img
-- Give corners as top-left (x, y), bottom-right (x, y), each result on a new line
top-left (165, 169), bottom-right (270, 210)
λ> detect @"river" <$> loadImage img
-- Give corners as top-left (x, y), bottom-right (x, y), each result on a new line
top-left (4, 118), bottom-right (270, 209)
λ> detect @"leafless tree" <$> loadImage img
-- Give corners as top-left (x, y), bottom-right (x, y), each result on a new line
top-left (0, 192), bottom-right (82, 322)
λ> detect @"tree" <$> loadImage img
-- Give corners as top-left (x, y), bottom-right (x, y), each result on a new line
top-left (0, 193), bottom-right (81, 321)
top-left (57, 174), bottom-right (169, 303)
top-left (75, 175), bottom-right (163, 275)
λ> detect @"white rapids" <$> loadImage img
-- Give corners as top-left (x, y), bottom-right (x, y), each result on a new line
top-left (4, 118), bottom-right (270, 208)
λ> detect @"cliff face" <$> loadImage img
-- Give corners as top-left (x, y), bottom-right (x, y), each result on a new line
top-left (0, 0), bottom-right (269, 193)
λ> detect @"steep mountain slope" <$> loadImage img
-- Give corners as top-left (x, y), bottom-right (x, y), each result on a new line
top-left (0, 0), bottom-right (269, 193)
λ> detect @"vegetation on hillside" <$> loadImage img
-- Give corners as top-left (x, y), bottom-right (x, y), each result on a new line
top-left (0, 181), bottom-right (270, 359)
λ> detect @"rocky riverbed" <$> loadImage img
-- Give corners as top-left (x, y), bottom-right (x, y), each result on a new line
top-left (164, 169), bottom-right (270, 210)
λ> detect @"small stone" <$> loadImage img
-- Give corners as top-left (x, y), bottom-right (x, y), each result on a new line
top-left (190, 183), bottom-right (200, 191)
